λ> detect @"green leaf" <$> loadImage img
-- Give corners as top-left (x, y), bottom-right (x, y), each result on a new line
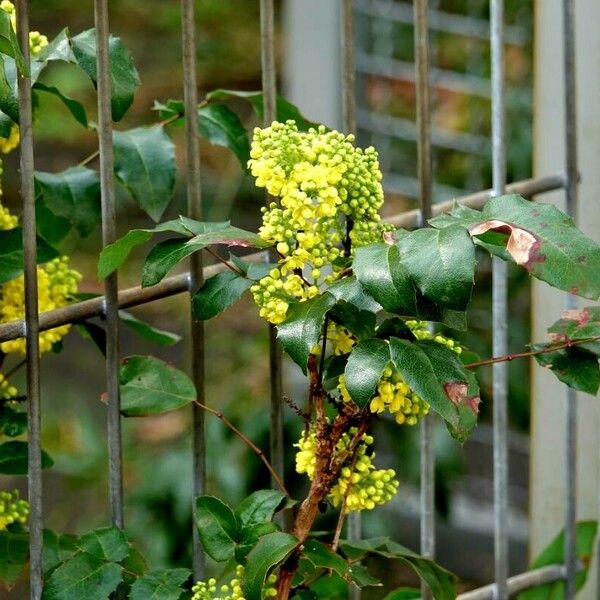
top-left (0, 108), bottom-right (12, 137)
top-left (198, 104), bottom-right (250, 168)
top-left (518, 521), bottom-right (597, 600)
top-left (277, 293), bottom-right (337, 373)
top-left (348, 564), bottom-right (381, 588)
top-left (301, 540), bottom-right (348, 577)
top-left (340, 538), bottom-right (456, 600)
top-left (42, 552), bottom-right (122, 600)
top-left (120, 355), bottom-right (195, 417)
top-left (192, 270), bottom-right (253, 321)
top-left (97, 218), bottom-right (225, 278)
top-left (43, 530), bottom-right (78, 576)
top-left (75, 321), bottom-right (106, 356)
top-left (36, 198), bottom-right (72, 246)
top-left (119, 311), bottom-right (181, 346)
top-left (393, 226), bottom-right (476, 311)
top-left (545, 306), bottom-right (600, 355)
top-left (195, 496), bottom-right (238, 562)
top-left (205, 89), bottom-right (317, 131)
top-left (121, 543), bottom-right (149, 583)
top-left (416, 341), bottom-right (480, 442)
top-left (382, 588), bottom-right (421, 600)
top-left (35, 167), bottom-right (100, 238)
top-left (129, 568), bottom-right (191, 600)
top-left (0, 228), bottom-right (60, 284)
top-left (353, 243), bottom-right (417, 315)
top-left (0, 441), bottom-right (54, 474)
top-left (142, 226), bottom-right (270, 288)
top-left (328, 300), bottom-right (376, 341)
top-left (35, 28), bottom-right (76, 66)
top-left (389, 338), bottom-right (459, 427)
top-left (343, 338), bottom-right (390, 408)
top-left (467, 195), bottom-right (600, 300)
top-left (0, 405), bottom-right (27, 438)
top-left (0, 530), bottom-right (28, 587)
top-left (328, 276), bottom-right (382, 313)
top-left (235, 489), bottom-right (285, 527)
top-left (235, 522), bottom-right (279, 563)
top-left (244, 532), bottom-right (298, 600)
top-left (0, 10), bottom-right (27, 75)
top-left (113, 126), bottom-right (176, 222)
top-left (69, 28), bottom-right (140, 121)
top-left (32, 82), bottom-right (88, 128)
top-left (532, 344), bottom-right (600, 396)
top-left (76, 527), bottom-right (129, 563)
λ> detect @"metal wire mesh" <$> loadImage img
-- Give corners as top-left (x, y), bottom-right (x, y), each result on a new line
top-left (11, 1), bottom-right (581, 598)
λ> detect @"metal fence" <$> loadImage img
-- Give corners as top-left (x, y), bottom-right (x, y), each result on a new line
top-left (0, 0), bottom-right (583, 598)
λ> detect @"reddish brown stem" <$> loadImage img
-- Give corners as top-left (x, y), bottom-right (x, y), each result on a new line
top-left (465, 335), bottom-right (600, 369)
top-left (204, 246), bottom-right (246, 276)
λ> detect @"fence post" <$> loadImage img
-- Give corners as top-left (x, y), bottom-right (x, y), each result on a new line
top-left (531, 1), bottom-right (600, 598)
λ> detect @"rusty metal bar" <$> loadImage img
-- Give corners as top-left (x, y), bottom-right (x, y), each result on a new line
top-left (15, 1), bottom-right (43, 597)
top-left (180, 0), bottom-right (206, 580)
top-left (95, 0), bottom-right (124, 530)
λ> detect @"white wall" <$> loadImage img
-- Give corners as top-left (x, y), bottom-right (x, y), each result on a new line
top-left (531, 1), bottom-right (600, 597)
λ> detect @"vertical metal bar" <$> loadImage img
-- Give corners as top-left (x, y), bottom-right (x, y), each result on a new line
top-left (260, 0), bottom-right (285, 491)
top-left (181, 0), bottom-right (206, 581)
top-left (561, 1), bottom-right (578, 597)
top-left (94, 0), bottom-right (124, 529)
top-left (490, 1), bottom-right (509, 599)
top-left (341, 2), bottom-right (361, 583)
top-left (413, 6), bottom-right (435, 599)
top-left (15, 2), bottom-right (42, 597)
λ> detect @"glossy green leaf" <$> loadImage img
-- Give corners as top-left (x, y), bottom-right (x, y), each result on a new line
top-left (120, 543), bottom-right (149, 584)
top-left (77, 527), bottom-right (129, 563)
top-left (97, 218), bottom-right (227, 278)
top-left (328, 300), bottom-right (376, 342)
top-left (545, 306), bottom-right (600, 355)
top-left (394, 226), bottom-right (476, 311)
top-left (244, 532), bottom-right (298, 600)
top-left (195, 496), bottom-right (238, 562)
top-left (416, 341), bottom-right (480, 442)
top-left (113, 126), bottom-right (176, 222)
top-left (205, 89), bottom-right (317, 131)
top-left (33, 82), bottom-right (88, 128)
top-left (0, 10), bottom-right (27, 75)
top-left (119, 311), bottom-right (181, 346)
top-left (0, 228), bottom-right (60, 284)
top-left (0, 108), bottom-right (12, 136)
top-left (192, 270), bottom-right (253, 321)
top-left (441, 195), bottom-right (600, 300)
top-left (382, 588), bottom-right (421, 600)
top-left (353, 243), bottom-right (417, 315)
top-left (389, 338), bottom-right (459, 427)
top-left (35, 28), bottom-right (76, 67)
top-left (348, 564), bottom-right (381, 588)
top-left (235, 489), bottom-right (285, 527)
top-left (344, 338), bottom-right (391, 408)
top-left (70, 28), bottom-right (140, 121)
top-left (34, 167), bottom-right (100, 238)
top-left (119, 355), bottom-right (196, 417)
top-left (277, 292), bottom-right (337, 373)
top-left (340, 538), bottom-right (456, 600)
top-left (0, 405), bottom-right (27, 438)
top-left (532, 345), bottom-right (600, 396)
top-left (0, 55), bottom-right (17, 123)
top-left (129, 568), bottom-right (191, 600)
top-left (42, 552), bottom-right (122, 600)
top-left (43, 530), bottom-right (79, 576)
top-left (328, 276), bottom-right (382, 313)
top-left (302, 540), bottom-right (348, 577)
top-left (0, 531), bottom-right (28, 587)
top-left (0, 441), bottom-right (54, 474)
top-left (235, 522), bottom-right (279, 564)
top-left (35, 199), bottom-right (72, 246)
top-left (142, 226), bottom-right (270, 288)
top-left (518, 521), bottom-right (597, 600)
top-left (198, 104), bottom-right (250, 167)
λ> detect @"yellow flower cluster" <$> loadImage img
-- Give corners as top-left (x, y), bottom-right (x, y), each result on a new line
top-left (248, 121), bottom-right (392, 324)
top-left (0, 489), bottom-right (28, 531)
top-left (0, 256), bottom-right (82, 355)
top-left (0, 2), bottom-right (49, 154)
top-left (337, 320), bottom-right (463, 426)
top-left (295, 426), bottom-right (399, 512)
top-left (0, 372), bottom-right (18, 400)
top-left (326, 322), bottom-right (355, 356)
top-left (192, 565), bottom-right (277, 600)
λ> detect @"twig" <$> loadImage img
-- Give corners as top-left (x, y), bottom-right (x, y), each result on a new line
top-left (193, 399), bottom-right (289, 497)
top-left (465, 335), bottom-right (600, 369)
top-left (317, 316), bottom-right (330, 390)
top-left (204, 247), bottom-right (246, 276)
top-left (78, 149), bottom-right (99, 168)
top-left (3, 359), bottom-right (26, 379)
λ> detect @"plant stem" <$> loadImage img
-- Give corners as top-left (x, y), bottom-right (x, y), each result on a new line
top-left (192, 399), bottom-right (289, 497)
top-left (465, 335), bottom-right (600, 369)
top-left (4, 358), bottom-right (26, 379)
top-left (204, 246), bottom-right (246, 276)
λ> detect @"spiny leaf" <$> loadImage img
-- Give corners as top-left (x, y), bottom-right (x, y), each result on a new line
top-left (33, 83), bottom-right (88, 128)
top-left (195, 496), bottom-right (238, 562)
top-left (0, 10), bottom-right (27, 75)
top-left (234, 489), bottom-right (285, 527)
top-left (0, 441), bottom-right (54, 474)
top-left (198, 104), bottom-right (250, 167)
top-left (77, 527), bottom-right (129, 563)
top-left (119, 355), bottom-right (196, 417)
top-left (113, 126), bottom-right (176, 222)
top-left (0, 228), bottom-right (59, 284)
top-left (119, 311), bottom-right (181, 346)
top-left (277, 293), bottom-right (337, 373)
top-left (0, 531), bottom-right (29, 588)
top-left (129, 568), bottom-right (191, 600)
top-left (192, 270), bottom-right (253, 321)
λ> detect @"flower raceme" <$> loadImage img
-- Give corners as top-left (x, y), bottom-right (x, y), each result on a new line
top-left (192, 565), bottom-right (277, 600)
top-left (0, 489), bottom-right (28, 531)
top-left (248, 121), bottom-right (392, 324)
